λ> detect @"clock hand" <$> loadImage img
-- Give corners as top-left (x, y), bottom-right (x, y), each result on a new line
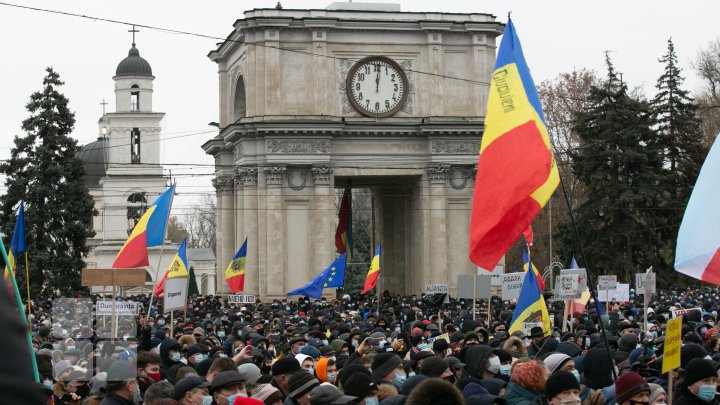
top-left (376, 70), bottom-right (380, 93)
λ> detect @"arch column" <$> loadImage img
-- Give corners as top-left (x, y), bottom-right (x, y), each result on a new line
top-left (263, 166), bottom-right (286, 298)
top-left (216, 174), bottom-right (235, 294)
top-left (426, 164), bottom-right (450, 287)
top-left (240, 167), bottom-right (259, 296)
top-left (311, 166), bottom-right (335, 294)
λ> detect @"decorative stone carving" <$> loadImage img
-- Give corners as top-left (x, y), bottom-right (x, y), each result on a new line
top-left (287, 167), bottom-right (308, 191)
top-left (233, 143), bottom-right (243, 161)
top-left (266, 140), bottom-right (330, 154)
top-left (238, 167), bottom-right (258, 187)
top-left (263, 166), bottom-right (287, 186)
top-left (311, 166), bottom-right (333, 185)
top-left (431, 140), bottom-right (481, 154)
top-left (426, 164), bottom-right (450, 184)
top-left (449, 166), bottom-right (473, 190)
top-left (213, 174), bottom-right (235, 194)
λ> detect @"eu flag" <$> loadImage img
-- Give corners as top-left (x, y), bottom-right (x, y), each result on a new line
top-left (287, 253), bottom-right (347, 299)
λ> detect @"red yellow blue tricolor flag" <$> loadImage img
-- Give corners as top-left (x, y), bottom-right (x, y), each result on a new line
top-left (335, 187), bottom-right (352, 260)
top-left (469, 18), bottom-right (559, 271)
top-left (153, 239), bottom-right (189, 296)
top-left (675, 135), bottom-right (720, 284)
top-left (509, 258), bottom-right (551, 337)
top-left (360, 244), bottom-right (381, 294)
top-left (3, 202), bottom-right (26, 287)
top-left (225, 238), bottom-right (247, 293)
top-left (113, 184), bottom-right (175, 268)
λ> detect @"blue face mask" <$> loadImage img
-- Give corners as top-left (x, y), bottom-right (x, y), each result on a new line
top-left (43, 380), bottom-right (53, 389)
top-left (226, 392), bottom-right (247, 404)
top-left (202, 395), bottom-right (213, 405)
top-left (697, 385), bottom-right (717, 402)
top-left (417, 344), bottom-right (428, 351)
top-left (171, 352), bottom-right (181, 362)
top-left (572, 370), bottom-right (581, 382)
top-left (395, 373), bottom-right (407, 383)
top-left (365, 396), bottom-right (380, 405)
top-left (218, 331), bottom-right (225, 338)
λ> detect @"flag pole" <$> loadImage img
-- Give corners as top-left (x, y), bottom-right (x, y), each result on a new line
top-left (24, 252), bottom-right (31, 320)
top-left (147, 182), bottom-right (176, 315)
top-left (0, 238), bottom-right (40, 382)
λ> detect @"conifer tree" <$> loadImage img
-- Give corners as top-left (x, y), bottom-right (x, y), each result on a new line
top-left (0, 68), bottom-right (96, 298)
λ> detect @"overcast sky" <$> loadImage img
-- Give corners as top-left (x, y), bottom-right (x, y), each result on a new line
top-left (1, 0), bottom-right (718, 212)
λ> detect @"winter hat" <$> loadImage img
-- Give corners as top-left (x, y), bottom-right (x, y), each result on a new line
top-left (419, 356), bottom-right (449, 378)
top-left (372, 352), bottom-right (402, 380)
top-left (399, 374), bottom-right (428, 396)
top-left (680, 343), bottom-right (708, 369)
top-left (544, 353), bottom-right (572, 373)
top-left (432, 339), bottom-right (449, 352)
top-left (237, 363), bottom-right (261, 387)
top-left (231, 397), bottom-right (264, 405)
top-left (511, 361), bottom-right (546, 393)
top-left (271, 357), bottom-right (301, 376)
top-left (251, 383), bottom-right (281, 403)
top-left (287, 372), bottom-right (319, 399)
top-left (545, 370), bottom-right (580, 399)
top-left (309, 383), bottom-right (357, 405)
top-left (299, 345), bottom-right (321, 358)
top-left (648, 384), bottom-right (666, 405)
top-left (462, 383), bottom-right (489, 400)
top-left (53, 360), bottom-right (73, 380)
top-left (614, 372), bottom-right (650, 404)
top-left (684, 358), bottom-right (718, 386)
top-left (343, 373), bottom-right (377, 398)
top-left (405, 378), bottom-right (464, 405)
top-left (618, 333), bottom-right (639, 353)
top-left (338, 364), bottom-right (370, 388)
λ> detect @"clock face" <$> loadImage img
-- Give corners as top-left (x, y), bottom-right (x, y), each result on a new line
top-left (346, 56), bottom-right (409, 117)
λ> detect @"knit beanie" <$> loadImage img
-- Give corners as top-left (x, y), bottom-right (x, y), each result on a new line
top-left (287, 372), bottom-right (319, 399)
top-left (545, 370), bottom-right (580, 399)
top-left (343, 373), bottom-right (377, 398)
top-left (684, 358), bottom-right (718, 386)
top-left (419, 356), bottom-right (450, 378)
top-left (614, 372), bottom-right (650, 404)
top-left (648, 384), bottom-right (666, 405)
top-left (371, 352), bottom-right (402, 380)
top-left (511, 361), bottom-right (546, 393)
top-left (618, 333), bottom-right (639, 353)
top-left (271, 357), bottom-right (301, 376)
top-left (680, 344), bottom-right (708, 369)
top-left (543, 353), bottom-right (572, 373)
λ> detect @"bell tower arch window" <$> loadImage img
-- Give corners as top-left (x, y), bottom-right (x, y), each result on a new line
top-left (127, 192), bottom-right (147, 235)
top-left (131, 128), bottom-right (141, 163)
top-left (130, 84), bottom-right (140, 111)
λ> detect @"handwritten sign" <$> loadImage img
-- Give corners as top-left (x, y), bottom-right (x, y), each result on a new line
top-left (596, 283), bottom-right (630, 303)
top-left (635, 273), bottom-right (656, 295)
top-left (164, 277), bottom-right (188, 311)
top-left (424, 284), bottom-right (449, 295)
top-left (501, 273), bottom-right (526, 301)
top-left (555, 274), bottom-right (581, 299)
top-left (662, 317), bottom-right (682, 373)
top-left (598, 275), bottom-right (617, 291)
top-left (671, 307), bottom-right (702, 319)
top-left (560, 268), bottom-right (587, 291)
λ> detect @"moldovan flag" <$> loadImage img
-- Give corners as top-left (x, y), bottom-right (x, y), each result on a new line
top-left (225, 238), bottom-right (247, 293)
top-left (3, 202), bottom-right (26, 286)
top-left (675, 134), bottom-right (720, 285)
top-left (469, 18), bottom-right (559, 271)
top-left (521, 248), bottom-right (545, 291)
top-left (335, 187), bottom-right (353, 260)
top-left (360, 245), bottom-right (381, 294)
top-left (153, 239), bottom-right (189, 296)
top-left (113, 184), bottom-right (175, 268)
top-left (509, 260), bottom-right (551, 337)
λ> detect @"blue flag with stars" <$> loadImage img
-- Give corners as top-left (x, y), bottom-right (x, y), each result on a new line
top-left (287, 253), bottom-right (347, 299)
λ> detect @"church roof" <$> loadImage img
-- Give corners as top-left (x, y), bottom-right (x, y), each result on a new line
top-left (187, 248), bottom-right (216, 262)
top-left (115, 45), bottom-right (153, 77)
top-left (78, 137), bottom-right (108, 188)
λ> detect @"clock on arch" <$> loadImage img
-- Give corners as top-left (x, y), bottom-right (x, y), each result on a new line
top-left (346, 56), bottom-right (409, 117)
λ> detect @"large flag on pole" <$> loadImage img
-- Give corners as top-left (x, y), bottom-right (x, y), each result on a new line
top-left (153, 239), bottom-right (189, 296)
top-left (509, 260), bottom-right (551, 337)
top-left (521, 248), bottom-right (545, 291)
top-left (287, 253), bottom-right (347, 299)
top-left (3, 202), bottom-right (26, 286)
top-left (113, 184), bottom-right (175, 268)
top-left (360, 245), bottom-right (381, 294)
top-left (225, 238), bottom-right (247, 293)
top-left (675, 135), bottom-right (720, 285)
top-left (469, 18), bottom-right (559, 271)
top-left (335, 187), bottom-right (353, 260)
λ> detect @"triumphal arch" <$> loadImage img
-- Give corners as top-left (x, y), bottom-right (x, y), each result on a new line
top-left (203, 2), bottom-right (503, 300)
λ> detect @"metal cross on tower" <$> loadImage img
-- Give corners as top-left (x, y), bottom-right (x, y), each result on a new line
top-left (128, 25), bottom-right (139, 46)
top-left (100, 99), bottom-right (108, 116)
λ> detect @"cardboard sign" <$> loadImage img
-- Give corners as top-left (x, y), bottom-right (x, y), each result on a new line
top-left (501, 272), bottom-right (526, 301)
top-left (164, 277), bottom-right (188, 311)
top-left (662, 317), bottom-right (683, 373)
top-left (424, 284), bottom-right (449, 295)
top-left (596, 283), bottom-right (630, 303)
top-left (456, 275), bottom-right (492, 299)
top-left (635, 273), bottom-right (657, 294)
top-left (427, 333), bottom-right (449, 345)
top-left (598, 275), bottom-right (617, 291)
top-left (81, 268), bottom-right (146, 287)
top-left (671, 307), bottom-right (702, 319)
top-left (555, 274), bottom-right (581, 299)
top-left (227, 294), bottom-right (256, 304)
top-left (560, 268), bottom-right (587, 290)
top-left (96, 301), bottom-right (140, 316)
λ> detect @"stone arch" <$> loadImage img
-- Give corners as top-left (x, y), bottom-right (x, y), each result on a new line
top-left (126, 192), bottom-right (147, 234)
top-left (232, 71), bottom-right (247, 122)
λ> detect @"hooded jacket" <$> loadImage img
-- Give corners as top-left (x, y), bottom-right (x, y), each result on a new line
top-left (505, 381), bottom-right (542, 405)
top-left (583, 347), bottom-right (614, 390)
top-left (463, 345), bottom-right (494, 379)
top-left (158, 338), bottom-right (181, 379)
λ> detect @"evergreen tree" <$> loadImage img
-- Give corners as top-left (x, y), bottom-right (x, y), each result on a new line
top-left (652, 39), bottom-right (707, 267)
top-left (0, 68), bottom-right (96, 298)
top-left (557, 56), bottom-right (668, 283)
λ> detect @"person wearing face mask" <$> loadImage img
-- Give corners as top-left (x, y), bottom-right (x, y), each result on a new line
top-left (343, 373), bottom-right (379, 405)
top-left (187, 344), bottom-right (210, 369)
top-left (101, 361), bottom-right (140, 405)
top-left (674, 358), bottom-right (720, 405)
top-left (136, 351), bottom-right (162, 397)
top-left (648, 384), bottom-right (667, 405)
top-left (210, 371), bottom-right (247, 405)
top-left (545, 370), bottom-right (581, 405)
top-left (313, 358), bottom-right (337, 385)
top-left (159, 339), bottom-right (183, 381)
top-left (173, 375), bottom-right (212, 405)
top-left (544, 353), bottom-right (603, 405)
top-left (419, 356), bottom-right (456, 384)
top-left (613, 372), bottom-right (650, 405)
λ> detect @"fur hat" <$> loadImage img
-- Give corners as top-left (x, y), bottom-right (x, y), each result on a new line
top-left (405, 378), bottom-right (464, 405)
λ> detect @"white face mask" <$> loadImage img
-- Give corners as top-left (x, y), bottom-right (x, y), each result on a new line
top-left (499, 364), bottom-right (511, 376)
top-left (487, 356), bottom-right (501, 374)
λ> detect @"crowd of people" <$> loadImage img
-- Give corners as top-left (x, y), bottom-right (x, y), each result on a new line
top-left (19, 287), bottom-right (720, 405)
